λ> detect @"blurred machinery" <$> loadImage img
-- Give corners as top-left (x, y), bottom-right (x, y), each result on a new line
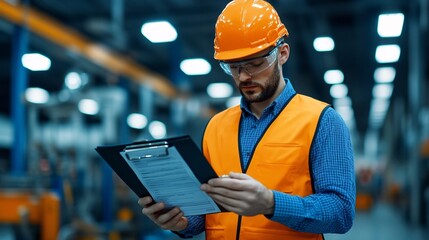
top-left (0, 191), bottom-right (60, 240)
top-left (0, 83), bottom-right (158, 239)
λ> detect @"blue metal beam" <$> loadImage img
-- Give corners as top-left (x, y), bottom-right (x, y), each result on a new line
top-left (10, 25), bottom-right (29, 176)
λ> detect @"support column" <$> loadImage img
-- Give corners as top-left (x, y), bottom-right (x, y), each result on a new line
top-left (10, 24), bottom-right (29, 175)
top-left (407, 0), bottom-right (427, 225)
top-left (169, 40), bottom-right (188, 136)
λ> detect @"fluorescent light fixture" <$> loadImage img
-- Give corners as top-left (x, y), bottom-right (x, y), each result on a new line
top-left (180, 58), bottom-right (211, 75)
top-left (330, 84), bottom-right (348, 99)
top-left (127, 113), bottom-right (148, 129)
top-left (226, 96), bottom-right (241, 108)
top-left (21, 53), bottom-right (51, 71)
top-left (374, 67), bottom-right (396, 83)
top-left (313, 37), bottom-right (335, 52)
top-left (369, 118), bottom-right (384, 128)
top-left (25, 87), bottom-right (49, 104)
top-left (65, 72), bottom-right (88, 90)
top-left (375, 44), bottom-right (401, 63)
top-left (369, 98), bottom-right (390, 128)
top-left (370, 98), bottom-right (390, 113)
top-left (149, 121), bottom-right (166, 139)
top-left (373, 83), bottom-right (394, 99)
top-left (141, 21), bottom-right (177, 43)
top-left (335, 104), bottom-right (355, 129)
top-left (78, 99), bottom-right (99, 115)
top-left (207, 83), bottom-right (233, 98)
top-left (333, 97), bottom-right (352, 107)
top-left (377, 13), bottom-right (404, 37)
top-left (324, 69), bottom-right (344, 84)
top-left (370, 111), bottom-right (387, 120)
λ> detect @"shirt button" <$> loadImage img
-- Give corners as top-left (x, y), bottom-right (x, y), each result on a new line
top-left (246, 152), bottom-right (251, 156)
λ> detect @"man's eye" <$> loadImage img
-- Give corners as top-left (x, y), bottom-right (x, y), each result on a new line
top-left (229, 65), bottom-right (239, 69)
top-left (246, 61), bottom-right (263, 68)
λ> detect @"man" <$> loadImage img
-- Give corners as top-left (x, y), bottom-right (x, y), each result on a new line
top-left (138, 0), bottom-right (355, 239)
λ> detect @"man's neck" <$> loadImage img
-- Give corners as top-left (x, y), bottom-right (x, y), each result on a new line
top-left (250, 80), bottom-right (286, 119)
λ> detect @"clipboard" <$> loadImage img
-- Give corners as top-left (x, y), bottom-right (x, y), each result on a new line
top-left (95, 135), bottom-right (225, 214)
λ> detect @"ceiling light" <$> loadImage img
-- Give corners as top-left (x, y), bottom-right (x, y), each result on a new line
top-left (336, 105), bottom-right (354, 119)
top-left (377, 13), bottom-right (404, 37)
top-left (369, 117), bottom-right (384, 128)
top-left (21, 53), bottom-right (51, 71)
top-left (333, 97), bottom-right (352, 107)
top-left (78, 99), bottom-right (99, 115)
top-left (372, 83), bottom-right (394, 99)
top-left (375, 44), bottom-right (401, 63)
top-left (180, 58), bottom-right (211, 75)
top-left (207, 83), bottom-right (233, 98)
top-left (374, 67), bottom-right (396, 83)
top-left (313, 37), bottom-right (335, 52)
top-left (127, 113), bottom-right (148, 129)
top-left (324, 69), bottom-right (344, 84)
top-left (65, 71), bottom-right (89, 90)
top-left (141, 21), bottom-right (177, 43)
top-left (149, 121), bottom-right (167, 139)
top-left (370, 98), bottom-right (390, 113)
top-left (369, 98), bottom-right (390, 128)
top-left (330, 84), bottom-right (348, 99)
top-left (25, 87), bottom-right (49, 104)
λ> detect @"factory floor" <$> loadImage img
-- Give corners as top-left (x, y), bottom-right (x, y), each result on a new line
top-left (326, 201), bottom-right (428, 240)
top-left (1, 201), bottom-right (427, 239)
top-left (155, 200), bottom-right (429, 240)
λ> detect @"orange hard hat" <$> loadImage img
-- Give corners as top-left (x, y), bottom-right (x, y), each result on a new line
top-left (214, 0), bottom-right (289, 61)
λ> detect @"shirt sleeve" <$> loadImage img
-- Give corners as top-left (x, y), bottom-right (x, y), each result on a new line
top-left (173, 215), bottom-right (205, 238)
top-left (268, 107), bottom-right (356, 233)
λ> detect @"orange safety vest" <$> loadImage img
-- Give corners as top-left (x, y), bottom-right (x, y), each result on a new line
top-left (202, 94), bottom-right (329, 240)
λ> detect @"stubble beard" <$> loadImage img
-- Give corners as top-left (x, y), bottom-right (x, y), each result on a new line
top-left (239, 64), bottom-right (281, 103)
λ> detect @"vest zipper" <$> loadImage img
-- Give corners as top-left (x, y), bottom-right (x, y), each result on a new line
top-left (235, 215), bottom-right (242, 240)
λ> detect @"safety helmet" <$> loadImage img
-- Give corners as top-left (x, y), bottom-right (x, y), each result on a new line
top-left (214, 0), bottom-right (289, 61)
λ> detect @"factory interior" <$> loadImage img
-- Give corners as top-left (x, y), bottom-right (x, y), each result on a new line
top-left (0, 0), bottom-right (428, 239)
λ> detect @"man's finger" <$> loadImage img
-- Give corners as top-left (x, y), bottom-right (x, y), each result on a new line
top-left (157, 207), bottom-right (181, 225)
top-left (207, 178), bottom-right (246, 190)
top-left (142, 202), bottom-right (165, 215)
top-left (228, 172), bottom-right (252, 180)
top-left (138, 196), bottom-right (153, 206)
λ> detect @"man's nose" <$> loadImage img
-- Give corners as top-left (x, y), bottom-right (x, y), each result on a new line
top-left (237, 67), bottom-right (251, 81)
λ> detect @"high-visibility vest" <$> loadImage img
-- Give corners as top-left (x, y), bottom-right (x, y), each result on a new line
top-left (202, 94), bottom-right (329, 240)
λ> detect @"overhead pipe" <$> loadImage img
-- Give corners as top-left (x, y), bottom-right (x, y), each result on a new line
top-left (0, 0), bottom-right (177, 98)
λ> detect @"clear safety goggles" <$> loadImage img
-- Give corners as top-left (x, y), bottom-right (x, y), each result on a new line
top-left (219, 45), bottom-right (279, 77)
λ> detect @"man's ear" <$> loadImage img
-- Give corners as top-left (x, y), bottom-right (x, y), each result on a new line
top-left (279, 43), bottom-right (290, 65)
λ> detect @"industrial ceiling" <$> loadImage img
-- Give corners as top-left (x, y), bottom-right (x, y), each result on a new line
top-left (0, 0), bottom-right (427, 151)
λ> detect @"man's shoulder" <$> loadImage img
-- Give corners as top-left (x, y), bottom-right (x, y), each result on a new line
top-left (294, 93), bottom-right (329, 107)
top-left (211, 105), bottom-right (241, 121)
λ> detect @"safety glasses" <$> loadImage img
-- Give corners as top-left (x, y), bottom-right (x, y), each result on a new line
top-left (219, 44), bottom-right (280, 77)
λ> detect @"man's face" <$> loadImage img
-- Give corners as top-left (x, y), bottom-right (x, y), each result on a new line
top-left (234, 58), bottom-right (281, 103)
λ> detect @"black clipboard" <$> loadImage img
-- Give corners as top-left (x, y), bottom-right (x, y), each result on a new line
top-left (95, 135), bottom-right (226, 212)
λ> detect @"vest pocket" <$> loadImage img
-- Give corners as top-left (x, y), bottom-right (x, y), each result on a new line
top-left (260, 143), bottom-right (303, 165)
top-left (205, 227), bottom-right (225, 240)
top-left (253, 143), bottom-right (303, 192)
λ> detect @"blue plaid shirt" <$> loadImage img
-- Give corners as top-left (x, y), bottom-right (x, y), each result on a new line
top-left (178, 79), bottom-right (355, 237)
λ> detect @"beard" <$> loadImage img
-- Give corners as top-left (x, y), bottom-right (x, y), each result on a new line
top-left (239, 63), bottom-right (281, 103)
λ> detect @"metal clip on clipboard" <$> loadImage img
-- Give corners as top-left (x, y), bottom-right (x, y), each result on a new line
top-left (123, 141), bottom-right (169, 160)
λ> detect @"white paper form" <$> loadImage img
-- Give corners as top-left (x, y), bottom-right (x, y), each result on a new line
top-left (120, 146), bottom-right (220, 216)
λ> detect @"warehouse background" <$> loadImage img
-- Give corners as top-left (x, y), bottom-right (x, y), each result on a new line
top-left (0, 0), bottom-right (428, 239)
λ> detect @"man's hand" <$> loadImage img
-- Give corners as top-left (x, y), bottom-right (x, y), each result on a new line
top-left (138, 196), bottom-right (188, 231)
top-left (200, 172), bottom-right (274, 216)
